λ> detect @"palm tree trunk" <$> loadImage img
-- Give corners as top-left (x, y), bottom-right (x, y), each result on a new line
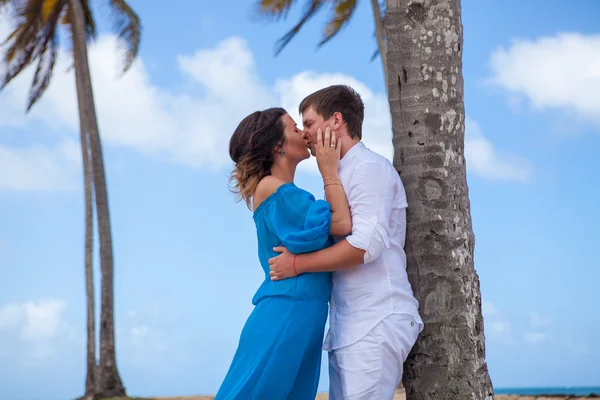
top-left (69, 0), bottom-right (125, 397)
top-left (370, 0), bottom-right (388, 83)
top-left (384, 0), bottom-right (494, 399)
top-left (83, 131), bottom-right (96, 398)
top-left (73, 59), bottom-right (96, 400)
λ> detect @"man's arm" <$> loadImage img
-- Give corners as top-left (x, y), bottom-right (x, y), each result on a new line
top-left (296, 240), bottom-right (364, 272)
top-left (269, 240), bottom-right (364, 280)
top-left (269, 161), bottom-right (396, 280)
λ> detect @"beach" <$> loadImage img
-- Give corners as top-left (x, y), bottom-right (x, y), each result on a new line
top-left (150, 389), bottom-right (597, 400)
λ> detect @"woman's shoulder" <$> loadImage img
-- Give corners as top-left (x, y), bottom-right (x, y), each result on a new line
top-left (253, 176), bottom-right (290, 210)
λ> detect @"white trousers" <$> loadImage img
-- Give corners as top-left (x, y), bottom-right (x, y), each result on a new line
top-left (328, 314), bottom-right (422, 400)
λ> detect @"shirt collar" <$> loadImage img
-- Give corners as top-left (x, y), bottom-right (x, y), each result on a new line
top-left (339, 141), bottom-right (365, 171)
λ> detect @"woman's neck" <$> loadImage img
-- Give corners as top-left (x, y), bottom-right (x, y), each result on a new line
top-left (270, 160), bottom-right (297, 183)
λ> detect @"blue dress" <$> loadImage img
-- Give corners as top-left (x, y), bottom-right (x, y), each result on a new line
top-left (215, 183), bottom-right (333, 400)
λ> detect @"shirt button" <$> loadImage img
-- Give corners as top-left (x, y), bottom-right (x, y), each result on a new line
top-left (411, 321), bottom-right (415, 326)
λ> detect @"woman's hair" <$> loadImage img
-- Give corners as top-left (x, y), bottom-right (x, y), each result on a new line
top-left (229, 107), bottom-right (287, 209)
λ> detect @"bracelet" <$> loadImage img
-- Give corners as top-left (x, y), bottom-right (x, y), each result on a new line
top-left (324, 182), bottom-right (342, 188)
top-left (322, 176), bottom-right (340, 181)
top-left (293, 254), bottom-right (298, 275)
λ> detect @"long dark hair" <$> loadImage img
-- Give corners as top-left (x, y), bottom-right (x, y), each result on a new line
top-left (229, 107), bottom-right (287, 209)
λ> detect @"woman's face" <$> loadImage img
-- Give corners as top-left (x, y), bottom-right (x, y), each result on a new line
top-left (280, 113), bottom-right (310, 162)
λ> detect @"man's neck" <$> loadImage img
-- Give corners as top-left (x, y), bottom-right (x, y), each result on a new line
top-left (340, 138), bottom-right (361, 159)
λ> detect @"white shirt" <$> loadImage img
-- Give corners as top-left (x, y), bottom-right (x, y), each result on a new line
top-left (323, 141), bottom-right (423, 351)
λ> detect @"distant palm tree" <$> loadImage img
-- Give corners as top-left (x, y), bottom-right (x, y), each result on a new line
top-left (0, 1), bottom-right (141, 398)
top-left (256, 1), bottom-right (495, 399)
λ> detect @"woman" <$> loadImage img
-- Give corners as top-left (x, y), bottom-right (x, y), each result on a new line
top-left (215, 107), bottom-right (351, 399)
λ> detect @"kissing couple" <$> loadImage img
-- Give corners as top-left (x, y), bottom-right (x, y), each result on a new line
top-left (216, 85), bottom-right (423, 400)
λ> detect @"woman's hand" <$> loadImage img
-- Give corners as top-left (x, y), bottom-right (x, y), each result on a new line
top-left (316, 126), bottom-right (341, 178)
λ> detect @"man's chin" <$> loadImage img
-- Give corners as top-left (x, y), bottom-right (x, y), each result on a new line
top-left (309, 146), bottom-right (317, 157)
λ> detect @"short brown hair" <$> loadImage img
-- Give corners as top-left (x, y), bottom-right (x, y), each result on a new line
top-left (299, 85), bottom-right (365, 140)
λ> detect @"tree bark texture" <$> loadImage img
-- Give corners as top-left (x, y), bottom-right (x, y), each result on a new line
top-left (69, 0), bottom-right (125, 397)
top-left (384, 0), bottom-right (495, 399)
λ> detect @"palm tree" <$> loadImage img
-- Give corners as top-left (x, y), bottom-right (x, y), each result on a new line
top-left (256, 0), bottom-right (494, 398)
top-left (256, 0), bottom-right (388, 81)
top-left (384, 1), bottom-right (494, 398)
top-left (0, 1), bottom-right (141, 398)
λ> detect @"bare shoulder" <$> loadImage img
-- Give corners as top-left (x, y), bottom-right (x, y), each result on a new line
top-left (253, 176), bottom-right (288, 210)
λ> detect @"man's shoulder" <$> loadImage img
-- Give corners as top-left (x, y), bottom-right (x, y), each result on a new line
top-left (352, 145), bottom-right (396, 175)
top-left (350, 144), bottom-right (407, 197)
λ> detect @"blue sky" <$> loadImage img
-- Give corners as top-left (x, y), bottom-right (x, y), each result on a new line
top-left (0, 1), bottom-right (599, 399)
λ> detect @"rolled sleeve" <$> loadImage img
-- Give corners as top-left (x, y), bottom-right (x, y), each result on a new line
top-left (345, 162), bottom-right (395, 264)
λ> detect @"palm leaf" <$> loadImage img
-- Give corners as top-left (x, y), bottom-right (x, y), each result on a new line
top-left (319, 0), bottom-right (356, 46)
top-left (28, 0), bottom-right (64, 109)
top-left (80, 0), bottom-right (96, 38)
top-left (274, 0), bottom-right (324, 55)
top-left (107, 0), bottom-right (141, 73)
top-left (59, 2), bottom-right (96, 58)
top-left (0, 0), bottom-right (45, 88)
top-left (60, 0), bottom-right (96, 40)
top-left (41, 0), bottom-right (60, 21)
top-left (0, 0), bottom-right (16, 10)
top-left (257, 0), bottom-right (295, 20)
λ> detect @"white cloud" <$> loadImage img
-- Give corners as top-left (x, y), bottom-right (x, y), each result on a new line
top-left (465, 118), bottom-right (532, 183)
top-left (0, 303), bottom-right (22, 330)
top-left (0, 299), bottom-right (67, 341)
top-left (130, 324), bottom-right (149, 347)
top-left (0, 140), bottom-right (80, 191)
top-left (482, 300), bottom-right (514, 344)
top-left (119, 311), bottom-right (170, 366)
top-left (0, 12), bottom-right (530, 191)
top-left (562, 337), bottom-right (589, 356)
top-left (488, 33), bottom-right (600, 129)
top-left (488, 321), bottom-right (511, 334)
top-left (524, 332), bottom-right (547, 346)
top-left (528, 311), bottom-right (552, 329)
top-left (482, 300), bottom-right (498, 318)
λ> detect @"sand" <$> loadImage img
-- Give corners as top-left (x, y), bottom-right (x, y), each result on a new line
top-left (149, 389), bottom-right (595, 400)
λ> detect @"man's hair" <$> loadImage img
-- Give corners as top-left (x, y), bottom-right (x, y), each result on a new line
top-left (299, 85), bottom-right (365, 140)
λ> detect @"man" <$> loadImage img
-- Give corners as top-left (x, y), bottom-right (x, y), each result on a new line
top-left (269, 85), bottom-right (424, 399)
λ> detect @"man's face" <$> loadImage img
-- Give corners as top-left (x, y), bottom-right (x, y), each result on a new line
top-left (301, 106), bottom-right (332, 157)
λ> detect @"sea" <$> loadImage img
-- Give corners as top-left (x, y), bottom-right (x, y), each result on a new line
top-left (494, 386), bottom-right (600, 396)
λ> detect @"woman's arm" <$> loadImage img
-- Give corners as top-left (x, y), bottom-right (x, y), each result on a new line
top-left (316, 127), bottom-right (351, 236)
top-left (324, 175), bottom-right (352, 236)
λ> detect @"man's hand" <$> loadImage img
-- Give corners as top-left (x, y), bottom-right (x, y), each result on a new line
top-left (269, 246), bottom-right (298, 281)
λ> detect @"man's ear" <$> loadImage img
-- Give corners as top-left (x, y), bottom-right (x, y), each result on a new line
top-left (332, 111), bottom-right (344, 131)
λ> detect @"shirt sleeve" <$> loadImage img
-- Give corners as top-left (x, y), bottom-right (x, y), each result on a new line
top-left (268, 186), bottom-right (332, 254)
top-left (345, 162), bottom-right (399, 264)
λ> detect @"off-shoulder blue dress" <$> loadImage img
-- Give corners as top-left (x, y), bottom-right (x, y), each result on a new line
top-left (215, 183), bottom-right (333, 400)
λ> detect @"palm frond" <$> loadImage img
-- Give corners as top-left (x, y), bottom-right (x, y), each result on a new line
top-left (28, 0), bottom-right (64, 110)
top-left (369, 46), bottom-right (378, 61)
top-left (59, 1), bottom-right (96, 57)
top-left (319, 0), bottom-right (356, 46)
top-left (80, 0), bottom-right (96, 39)
top-left (0, 0), bottom-right (45, 89)
top-left (0, 0), bottom-right (17, 11)
top-left (107, 0), bottom-right (141, 73)
top-left (257, 0), bottom-right (295, 20)
top-left (41, 0), bottom-right (60, 21)
top-left (0, 0), bottom-right (65, 112)
top-left (274, 0), bottom-right (324, 55)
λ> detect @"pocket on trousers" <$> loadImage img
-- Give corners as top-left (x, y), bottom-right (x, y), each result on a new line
top-left (333, 331), bottom-right (383, 398)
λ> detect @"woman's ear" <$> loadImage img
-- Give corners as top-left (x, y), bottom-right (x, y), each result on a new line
top-left (274, 143), bottom-right (284, 156)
